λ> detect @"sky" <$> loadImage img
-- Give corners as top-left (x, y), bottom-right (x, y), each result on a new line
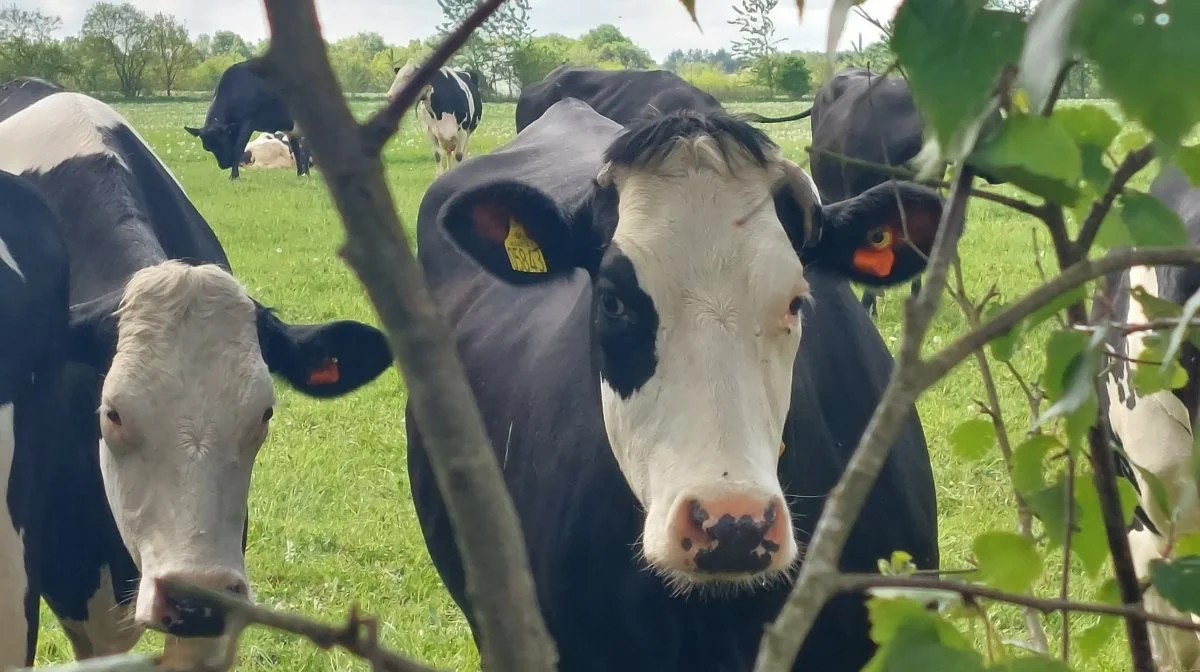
top-left (36, 0), bottom-right (902, 62)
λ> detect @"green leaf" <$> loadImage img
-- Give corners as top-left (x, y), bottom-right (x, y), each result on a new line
top-left (1073, 477), bottom-right (1110, 577)
top-left (1176, 532), bottom-right (1200, 558)
top-left (1029, 285), bottom-right (1086, 329)
top-left (865, 603), bottom-right (984, 672)
top-left (1077, 616), bottom-right (1120, 661)
top-left (1073, 0), bottom-right (1200, 149)
top-left (1161, 287), bottom-right (1200, 376)
top-left (1011, 435), bottom-right (1059, 495)
top-left (986, 302), bottom-right (1023, 362)
top-left (989, 657), bottom-right (1071, 672)
top-left (951, 419), bottom-right (996, 462)
top-left (1131, 333), bottom-right (1189, 396)
top-left (1041, 330), bottom-right (1089, 402)
top-left (1098, 577), bottom-right (1121, 604)
top-left (1119, 190), bottom-right (1190, 248)
top-left (1028, 478), bottom-right (1070, 548)
top-left (1079, 143), bottom-right (1114, 196)
top-left (1036, 327), bottom-right (1104, 449)
top-left (973, 531), bottom-right (1043, 592)
top-left (1131, 285), bottom-right (1183, 321)
top-left (1150, 555), bottom-right (1200, 614)
top-left (892, 0), bottom-right (1026, 159)
top-left (970, 113), bottom-right (1082, 205)
top-left (1127, 457), bottom-right (1171, 523)
top-left (1118, 478), bottom-right (1141, 526)
top-left (1055, 105), bottom-right (1121, 151)
top-left (1176, 144), bottom-right (1200, 186)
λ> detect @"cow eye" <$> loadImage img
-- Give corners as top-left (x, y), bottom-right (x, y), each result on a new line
top-left (788, 296), bottom-right (804, 316)
top-left (105, 409), bottom-right (122, 426)
top-left (599, 291), bottom-right (626, 319)
top-left (261, 407), bottom-right (274, 423)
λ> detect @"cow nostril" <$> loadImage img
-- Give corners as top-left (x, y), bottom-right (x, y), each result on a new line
top-left (226, 582), bottom-right (248, 596)
top-left (689, 500), bottom-right (710, 530)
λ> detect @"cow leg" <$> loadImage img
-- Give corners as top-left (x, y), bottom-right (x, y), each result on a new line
top-left (0, 404), bottom-right (28, 668)
top-left (228, 163), bottom-right (240, 181)
top-left (1130, 525), bottom-right (1200, 671)
top-left (288, 135), bottom-right (309, 177)
top-left (455, 129), bottom-right (471, 163)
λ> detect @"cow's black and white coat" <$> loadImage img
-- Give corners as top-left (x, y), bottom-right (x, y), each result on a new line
top-left (0, 168), bottom-right (71, 667)
top-left (0, 78), bottom-right (391, 667)
top-left (184, 59), bottom-right (311, 180)
top-left (388, 62), bottom-right (483, 175)
top-left (1101, 164), bottom-right (1200, 671)
top-left (408, 98), bottom-right (944, 670)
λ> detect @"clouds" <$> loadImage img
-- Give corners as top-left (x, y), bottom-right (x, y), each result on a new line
top-left (42, 0), bottom-right (900, 62)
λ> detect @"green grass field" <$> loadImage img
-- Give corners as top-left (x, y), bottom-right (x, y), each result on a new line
top-left (30, 97), bottom-right (1156, 670)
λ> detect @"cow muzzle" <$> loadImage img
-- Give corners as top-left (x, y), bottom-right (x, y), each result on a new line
top-left (655, 490), bottom-right (796, 580)
top-left (137, 570), bottom-right (249, 638)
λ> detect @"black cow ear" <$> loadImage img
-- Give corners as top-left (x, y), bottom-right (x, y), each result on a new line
top-left (184, 125), bottom-right (203, 138)
top-left (255, 304), bottom-right (392, 398)
top-left (805, 181), bottom-right (945, 287)
top-left (439, 180), bottom-right (581, 285)
top-left (66, 291), bottom-right (121, 371)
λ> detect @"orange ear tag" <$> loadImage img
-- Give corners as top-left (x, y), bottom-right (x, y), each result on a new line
top-left (852, 248), bottom-right (896, 277)
top-left (307, 359), bottom-right (340, 385)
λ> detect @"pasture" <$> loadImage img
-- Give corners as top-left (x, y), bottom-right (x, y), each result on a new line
top-left (30, 97), bottom-right (1148, 671)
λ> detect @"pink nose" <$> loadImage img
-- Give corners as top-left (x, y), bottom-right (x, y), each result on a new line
top-left (142, 571), bottom-right (248, 638)
top-left (668, 494), bottom-right (791, 574)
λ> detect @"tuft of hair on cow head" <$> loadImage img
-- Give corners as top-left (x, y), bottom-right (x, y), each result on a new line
top-left (65, 290), bottom-right (123, 372)
top-left (439, 179), bottom-right (584, 285)
top-left (253, 303), bottom-right (393, 398)
top-left (779, 175), bottom-right (945, 287)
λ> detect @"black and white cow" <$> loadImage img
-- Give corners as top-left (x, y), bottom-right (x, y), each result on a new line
top-left (184, 59), bottom-right (311, 180)
top-left (515, 66), bottom-right (725, 133)
top-left (388, 61), bottom-right (483, 176)
top-left (1100, 164), bottom-right (1200, 671)
top-left (740, 67), bottom-right (1006, 319)
top-left (0, 168), bottom-right (71, 667)
top-left (0, 78), bottom-right (392, 667)
top-left (408, 98), bottom-right (943, 670)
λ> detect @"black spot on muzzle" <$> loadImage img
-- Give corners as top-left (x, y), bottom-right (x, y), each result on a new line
top-left (692, 505), bottom-right (777, 574)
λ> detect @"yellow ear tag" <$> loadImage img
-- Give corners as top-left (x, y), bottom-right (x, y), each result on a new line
top-left (503, 219), bottom-right (547, 273)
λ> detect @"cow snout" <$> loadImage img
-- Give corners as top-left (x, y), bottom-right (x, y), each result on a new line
top-left (669, 494), bottom-right (792, 574)
top-left (138, 571), bottom-right (248, 638)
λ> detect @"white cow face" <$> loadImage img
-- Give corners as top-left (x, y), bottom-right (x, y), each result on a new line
top-left (65, 261), bottom-right (391, 649)
top-left (442, 111), bottom-right (944, 590)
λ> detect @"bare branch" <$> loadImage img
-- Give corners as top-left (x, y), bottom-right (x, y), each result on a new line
top-left (1072, 143), bottom-right (1157, 259)
top-left (1040, 59), bottom-right (1079, 117)
top-left (251, 2), bottom-right (557, 670)
top-left (1077, 318), bottom-right (1200, 334)
top-left (804, 146), bottom-right (1043, 217)
top-left (160, 580), bottom-right (438, 672)
top-left (360, 0), bottom-right (505, 156)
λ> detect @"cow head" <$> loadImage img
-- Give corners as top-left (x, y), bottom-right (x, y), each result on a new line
top-left (184, 123), bottom-right (240, 170)
top-left (439, 111), bottom-right (943, 591)
top-left (64, 261), bottom-right (391, 649)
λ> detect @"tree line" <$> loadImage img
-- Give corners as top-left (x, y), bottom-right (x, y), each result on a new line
top-left (0, 0), bottom-right (1102, 102)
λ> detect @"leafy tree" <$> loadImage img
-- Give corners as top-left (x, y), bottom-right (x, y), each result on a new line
top-left (81, 2), bottom-right (151, 97)
top-left (773, 53), bottom-right (811, 98)
top-left (0, 4), bottom-right (70, 81)
top-left (728, 0), bottom-right (784, 93)
top-left (192, 32), bottom-right (211, 59)
top-left (187, 50), bottom-right (240, 91)
top-left (513, 34), bottom-right (577, 86)
top-left (579, 24), bottom-right (653, 69)
top-left (439, 0), bottom-right (531, 97)
top-left (663, 48), bottom-right (739, 73)
top-left (146, 13), bottom-right (195, 96)
top-left (210, 29), bottom-right (251, 58)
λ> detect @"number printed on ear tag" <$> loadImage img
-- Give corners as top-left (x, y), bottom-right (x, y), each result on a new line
top-left (504, 219), bottom-right (548, 273)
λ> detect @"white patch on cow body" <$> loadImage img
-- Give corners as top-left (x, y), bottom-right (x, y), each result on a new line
top-left (0, 404), bottom-right (28, 668)
top-left (242, 133), bottom-right (294, 170)
top-left (58, 565), bottom-right (140, 659)
top-left (446, 70), bottom-right (477, 125)
top-left (597, 137), bottom-right (809, 585)
top-left (0, 92), bottom-right (188, 194)
top-left (0, 234), bottom-right (22, 280)
top-left (1107, 266), bottom-right (1200, 533)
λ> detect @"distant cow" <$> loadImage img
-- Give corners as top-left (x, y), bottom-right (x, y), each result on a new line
top-left (739, 68), bottom-right (1006, 318)
top-left (185, 60), bottom-right (311, 180)
top-left (1101, 164), bottom-right (1200, 672)
top-left (409, 98), bottom-right (943, 670)
top-left (0, 168), bottom-right (70, 667)
top-left (388, 61), bottom-right (483, 175)
top-left (0, 79), bottom-right (391, 667)
top-left (241, 131), bottom-right (294, 170)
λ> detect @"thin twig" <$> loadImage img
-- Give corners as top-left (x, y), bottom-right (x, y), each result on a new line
top-left (1060, 450), bottom-right (1076, 662)
top-left (1072, 143), bottom-right (1157, 259)
top-left (360, 0), bottom-right (506, 156)
top-left (160, 580), bottom-right (437, 672)
top-left (1076, 318), bottom-right (1200, 334)
top-left (1040, 59), bottom-right (1079, 117)
top-left (252, 1), bottom-right (558, 670)
top-left (804, 146), bottom-right (1043, 216)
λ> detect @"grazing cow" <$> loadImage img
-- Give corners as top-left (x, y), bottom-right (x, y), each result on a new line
top-left (408, 98), bottom-right (943, 670)
top-left (0, 79), bottom-right (392, 667)
top-left (0, 169), bottom-right (71, 668)
top-left (241, 131), bottom-right (295, 170)
top-left (739, 68), bottom-right (1006, 318)
top-left (1101, 164), bottom-right (1200, 672)
top-left (184, 60), bottom-right (311, 180)
top-left (388, 61), bottom-right (483, 175)
top-left (514, 66), bottom-right (725, 132)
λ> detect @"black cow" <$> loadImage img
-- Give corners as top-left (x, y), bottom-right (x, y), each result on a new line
top-left (388, 62), bottom-right (484, 175)
top-left (515, 66), bottom-right (725, 132)
top-left (184, 60), bottom-right (311, 180)
top-left (1100, 164), bottom-right (1200, 671)
top-left (408, 98), bottom-right (942, 670)
top-left (0, 169), bottom-right (70, 667)
top-left (0, 78), bottom-right (392, 666)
